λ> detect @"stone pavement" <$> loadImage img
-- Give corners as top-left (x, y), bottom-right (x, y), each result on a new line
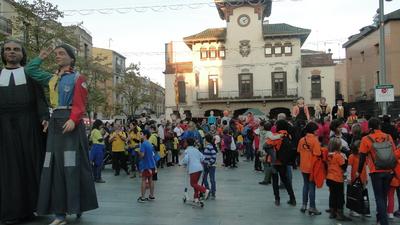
top-left (26, 154), bottom-right (400, 225)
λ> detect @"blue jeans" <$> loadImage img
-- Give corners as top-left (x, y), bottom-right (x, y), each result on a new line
top-left (203, 166), bottom-right (216, 194)
top-left (287, 165), bottom-right (293, 185)
top-left (370, 172), bottom-right (393, 225)
top-left (302, 173), bottom-right (316, 208)
top-left (245, 142), bottom-right (254, 161)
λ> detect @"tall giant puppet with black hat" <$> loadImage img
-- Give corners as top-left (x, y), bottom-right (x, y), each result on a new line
top-left (0, 40), bottom-right (49, 224)
top-left (25, 44), bottom-right (98, 225)
top-left (331, 94), bottom-right (348, 120)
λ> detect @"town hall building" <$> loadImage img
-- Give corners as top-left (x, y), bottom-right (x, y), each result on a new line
top-left (164, 0), bottom-right (336, 120)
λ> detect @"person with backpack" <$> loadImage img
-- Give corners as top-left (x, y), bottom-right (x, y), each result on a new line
top-left (357, 117), bottom-right (397, 225)
top-left (297, 122), bottom-right (322, 215)
top-left (270, 120), bottom-right (296, 207)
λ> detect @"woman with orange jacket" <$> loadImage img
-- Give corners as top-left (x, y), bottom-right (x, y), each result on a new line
top-left (297, 122), bottom-right (322, 215)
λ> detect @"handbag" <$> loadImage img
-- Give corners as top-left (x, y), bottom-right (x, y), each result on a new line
top-left (346, 178), bottom-right (370, 215)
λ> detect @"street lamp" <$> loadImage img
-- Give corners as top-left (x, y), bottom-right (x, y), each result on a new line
top-left (378, 0), bottom-right (392, 115)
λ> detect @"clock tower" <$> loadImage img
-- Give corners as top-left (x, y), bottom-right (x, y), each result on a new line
top-left (215, 0), bottom-right (272, 59)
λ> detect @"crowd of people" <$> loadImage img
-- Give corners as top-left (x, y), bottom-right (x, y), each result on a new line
top-left (88, 96), bottom-right (400, 225)
top-left (2, 38), bottom-right (400, 225)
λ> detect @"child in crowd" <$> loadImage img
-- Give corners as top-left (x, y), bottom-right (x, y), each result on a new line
top-left (237, 134), bottom-right (244, 159)
top-left (347, 140), bottom-right (369, 217)
top-left (181, 138), bottom-right (210, 203)
top-left (326, 137), bottom-right (351, 221)
top-left (203, 134), bottom-right (217, 199)
top-left (172, 133), bottom-right (180, 165)
top-left (159, 142), bottom-right (167, 168)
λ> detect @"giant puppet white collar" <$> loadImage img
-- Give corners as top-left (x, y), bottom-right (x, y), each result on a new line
top-left (0, 67), bottom-right (26, 86)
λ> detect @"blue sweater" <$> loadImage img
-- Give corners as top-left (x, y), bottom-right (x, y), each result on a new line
top-left (203, 144), bottom-right (217, 167)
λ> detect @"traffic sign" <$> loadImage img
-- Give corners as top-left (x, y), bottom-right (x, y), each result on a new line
top-left (375, 84), bottom-right (394, 102)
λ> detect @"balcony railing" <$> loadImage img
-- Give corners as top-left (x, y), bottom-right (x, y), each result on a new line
top-left (197, 88), bottom-right (297, 101)
top-left (0, 16), bottom-right (12, 35)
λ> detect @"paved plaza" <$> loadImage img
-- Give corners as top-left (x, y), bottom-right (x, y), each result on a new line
top-left (26, 155), bottom-right (400, 225)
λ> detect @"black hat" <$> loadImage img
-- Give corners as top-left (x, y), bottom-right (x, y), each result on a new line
top-left (1, 39), bottom-right (27, 66)
top-left (55, 44), bottom-right (76, 66)
top-left (335, 94), bottom-right (344, 101)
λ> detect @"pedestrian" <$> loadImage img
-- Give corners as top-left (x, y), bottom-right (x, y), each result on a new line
top-left (357, 117), bottom-right (397, 225)
top-left (90, 119), bottom-right (107, 183)
top-left (270, 120), bottom-right (296, 207)
top-left (109, 121), bottom-right (129, 176)
top-left (326, 137), bottom-right (351, 221)
top-left (0, 40), bottom-right (49, 224)
top-left (202, 134), bottom-right (217, 199)
top-left (182, 138), bottom-right (210, 203)
top-left (26, 45), bottom-right (98, 225)
top-left (222, 129), bottom-right (232, 167)
top-left (137, 130), bottom-right (157, 203)
top-left (128, 121), bottom-right (142, 178)
top-left (259, 121), bottom-right (281, 185)
top-left (172, 132), bottom-right (180, 164)
top-left (297, 122), bottom-right (322, 215)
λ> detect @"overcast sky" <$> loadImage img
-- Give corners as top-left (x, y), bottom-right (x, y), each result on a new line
top-left (47, 0), bottom-right (400, 87)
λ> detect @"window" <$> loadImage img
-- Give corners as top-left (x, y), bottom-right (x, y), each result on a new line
top-left (208, 75), bottom-right (218, 99)
top-left (239, 73), bottom-right (253, 98)
top-left (84, 43), bottom-right (89, 60)
top-left (376, 71), bottom-right (380, 84)
top-left (284, 43), bottom-right (292, 56)
top-left (360, 51), bottom-right (365, 63)
top-left (209, 47), bottom-right (217, 59)
top-left (335, 81), bottom-right (341, 96)
top-left (311, 75), bottom-right (321, 99)
top-left (265, 44), bottom-right (272, 57)
top-left (274, 44), bottom-right (282, 56)
top-left (218, 47), bottom-right (226, 59)
top-left (178, 81), bottom-right (186, 103)
top-left (375, 43), bottom-right (379, 55)
top-left (195, 73), bottom-right (199, 87)
top-left (272, 72), bottom-right (287, 96)
top-left (200, 48), bottom-right (208, 60)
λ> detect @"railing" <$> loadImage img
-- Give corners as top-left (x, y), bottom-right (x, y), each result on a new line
top-left (197, 88), bottom-right (297, 101)
top-left (0, 16), bottom-right (12, 35)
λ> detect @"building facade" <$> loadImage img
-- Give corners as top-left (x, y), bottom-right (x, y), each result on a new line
top-left (164, 1), bottom-right (336, 120)
top-left (343, 9), bottom-right (400, 116)
top-left (92, 47), bottom-right (127, 120)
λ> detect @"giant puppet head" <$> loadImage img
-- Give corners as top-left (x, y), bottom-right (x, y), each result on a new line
top-left (1, 40), bottom-right (27, 66)
top-left (54, 44), bottom-right (76, 68)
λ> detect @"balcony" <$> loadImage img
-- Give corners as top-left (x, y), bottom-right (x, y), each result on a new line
top-left (0, 16), bottom-right (12, 36)
top-left (196, 88), bottom-right (298, 103)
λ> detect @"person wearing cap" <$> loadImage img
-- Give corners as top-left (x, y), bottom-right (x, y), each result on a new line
top-left (0, 40), bottom-right (49, 224)
top-left (25, 45), bottom-right (98, 225)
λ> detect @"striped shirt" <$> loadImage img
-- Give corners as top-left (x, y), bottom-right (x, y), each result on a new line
top-left (203, 143), bottom-right (217, 166)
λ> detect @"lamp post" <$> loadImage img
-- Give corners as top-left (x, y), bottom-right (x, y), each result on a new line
top-left (378, 0), bottom-right (392, 115)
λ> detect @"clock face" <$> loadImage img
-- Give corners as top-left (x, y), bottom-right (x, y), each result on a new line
top-left (238, 15), bottom-right (250, 27)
